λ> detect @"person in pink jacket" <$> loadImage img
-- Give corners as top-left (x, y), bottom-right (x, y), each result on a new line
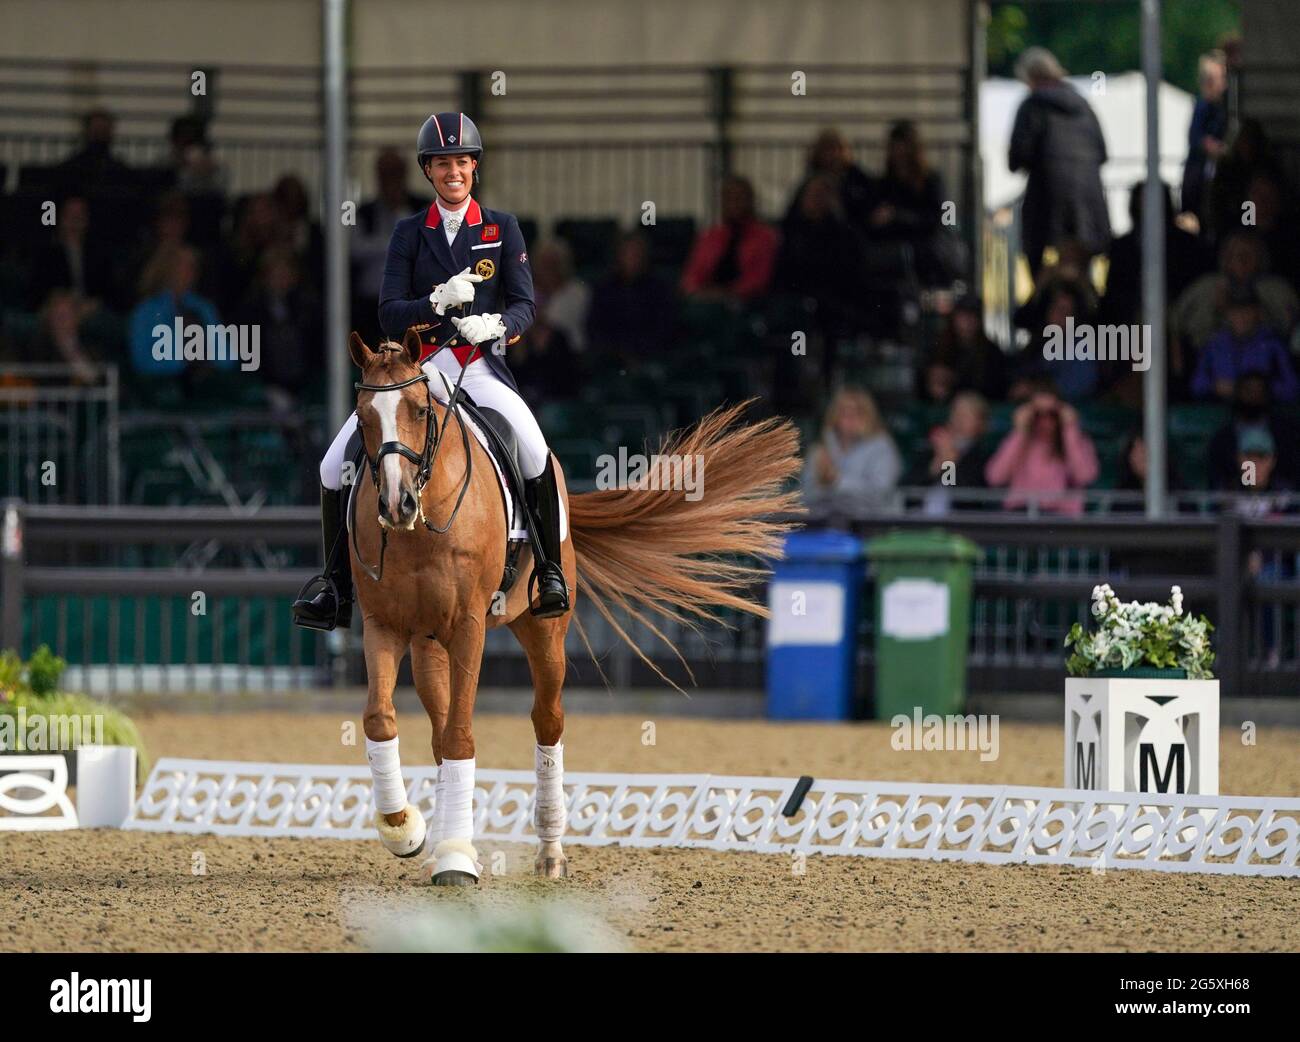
top-left (984, 384), bottom-right (1099, 514)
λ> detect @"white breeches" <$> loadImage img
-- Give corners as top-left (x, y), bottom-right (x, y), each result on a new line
top-left (319, 353), bottom-right (550, 490)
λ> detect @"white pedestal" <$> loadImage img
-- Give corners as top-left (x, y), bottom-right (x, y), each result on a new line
top-left (76, 746), bottom-right (137, 827)
top-left (1064, 677), bottom-right (1219, 795)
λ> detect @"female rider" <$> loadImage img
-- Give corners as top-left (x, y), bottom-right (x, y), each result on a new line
top-left (292, 111), bottom-right (569, 629)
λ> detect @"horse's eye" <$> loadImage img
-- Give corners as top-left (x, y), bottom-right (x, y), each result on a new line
top-left (417, 407), bottom-right (430, 419)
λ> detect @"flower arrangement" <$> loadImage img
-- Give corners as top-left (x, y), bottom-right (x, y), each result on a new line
top-left (1065, 584), bottom-right (1215, 679)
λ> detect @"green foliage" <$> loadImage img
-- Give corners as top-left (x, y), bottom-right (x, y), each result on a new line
top-left (26, 644), bottom-right (65, 696)
top-left (1064, 584), bottom-right (1215, 679)
top-left (987, 1), bottom-right (1241, 94)
top-left (0, 647), bottom-right (149, 775)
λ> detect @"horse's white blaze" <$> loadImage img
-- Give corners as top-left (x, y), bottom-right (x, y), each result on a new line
top-left (373, 391), bottom-right (407, 521)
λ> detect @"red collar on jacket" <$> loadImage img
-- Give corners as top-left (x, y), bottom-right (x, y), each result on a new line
top-left (424, 197), bottom-right (482, 230)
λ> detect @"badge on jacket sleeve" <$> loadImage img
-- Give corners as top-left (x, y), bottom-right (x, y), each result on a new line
top-left (475, 258), bottom-right (496, 279)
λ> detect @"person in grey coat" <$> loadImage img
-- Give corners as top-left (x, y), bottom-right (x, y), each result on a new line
top-left (1009, 48), bottom-right (1111, 277)
top-left (802, 387), bottom-right (902, 516)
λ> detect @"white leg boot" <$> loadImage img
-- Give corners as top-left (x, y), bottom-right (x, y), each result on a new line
top-left (534, 743), bottom-right (568, 878)
top-left (421, 756), bottom-right (481, 886)
top-left (367, 736), bottom-right (427, 858)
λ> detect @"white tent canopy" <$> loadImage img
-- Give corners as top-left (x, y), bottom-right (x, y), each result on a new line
top-left (981, 71), bottom-right (1195, 237)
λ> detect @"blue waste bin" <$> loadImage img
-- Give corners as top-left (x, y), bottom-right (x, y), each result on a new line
top-left (765, 529), bottom-right (865, 720)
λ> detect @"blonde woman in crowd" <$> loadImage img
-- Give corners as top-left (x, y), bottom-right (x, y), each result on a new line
top-left (802, 387), bottom-right (902, 515)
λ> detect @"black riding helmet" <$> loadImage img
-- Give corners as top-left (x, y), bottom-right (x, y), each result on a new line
top-left (417, 112), bottom-right (483, 184)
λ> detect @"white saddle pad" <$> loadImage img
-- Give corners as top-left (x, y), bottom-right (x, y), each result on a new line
top-left (454, 405), bottom-right (567, 543)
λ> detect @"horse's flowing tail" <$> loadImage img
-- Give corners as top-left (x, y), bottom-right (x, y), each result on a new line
top-left (567, 400), bottom-right (803, 689)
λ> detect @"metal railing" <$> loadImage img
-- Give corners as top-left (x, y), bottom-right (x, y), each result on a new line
top-left (0, 365), bottom-right (120, 505)
top-left (0, 502), bottom-right (1297, 699)
top-left (0, 502), bottom-right (767, 695)
top-left (828, 510), bottom-right (1300, 700)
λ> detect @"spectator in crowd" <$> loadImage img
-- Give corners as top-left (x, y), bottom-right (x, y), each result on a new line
top-left (55, 108), bottom-right (131, 188)
top-left (905, 390), bottom-right (991, 514)
top-left (533, 238), bottom-right (592, 353)
top-left (681, 175), bottom-right (779, 303)
top-left (776, 173), bottom-right (869, 339)
top-left (272, 174), bottom-right (324, 288)
top-left (166, 115), bottom-right (226, 196)
top-left (785, 127), bottom-right (877, 233)
top-left (1115, 432), bottom-right (1149, 498)
top-left (984, 381), bottom-right (1099, 514)
top-left (127, 243), bottom-right (222, 378)
top-left (1008, 47), bottom-right (1110, 277)
top-left (1013, 238), bottom-right (1098, 333)
top-left (1209, 371), bottom-right (1300, 492)
top-left (1228, 425), bottom-right (1298, 666)
top-left (1170, 231), bottom-right (1297, 375)
top-left (131, 192), bottom-right (195, 298)
top-left (1101, 182), bottom-right (1210, 327)
top-left (1180, 51), bottom-right (1229, 229)
top-left (29, 290), bottom-right (101, 385)
top-left (512, 239), bottom-right (590, 401)
top-left (918, 294), bottom-right (1008, 402)
top-left (586, 231), bottom-right (675, 373)
top-left (802, 387), bottom-right (901, 515)
top-left (1207, 118), bottom-right (1282, 245)
top-left (27, 194), bottom-right (117, 311)
top-left (1016, 277), bottom-right (1101, 403)
top-left (1191, 280), bottom-right (1298, 403)
top-left (1226, 428), bottom-right (1298, 519)
top-left (1243, 170), bottom-right (1300, 291)
top-left (219, 192), bottom-right (283, 308)
top-left (870, 120), bottom-right (965, 285)
top-left (1113, 431), bottom-right (1174, 501)
top-left (234, 246), bottom-right (319, 410)
top-left (350, 148), bottom-right (426, 343)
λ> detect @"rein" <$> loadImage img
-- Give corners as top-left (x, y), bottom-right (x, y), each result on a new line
top-left (349, 341), bottom-right (475, 582)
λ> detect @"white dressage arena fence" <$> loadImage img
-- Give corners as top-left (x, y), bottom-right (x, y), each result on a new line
top-left (0, 748), bottom-right (137, 831)
top-left (106, 758), bottom-right (1300, 878)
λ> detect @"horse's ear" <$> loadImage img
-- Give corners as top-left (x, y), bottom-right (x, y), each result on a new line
top-left (348, 332), bottom-right (372, 370)
top-left (402, 327), bottom-right (422, 364)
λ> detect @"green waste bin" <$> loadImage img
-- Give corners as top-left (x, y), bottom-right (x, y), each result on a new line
top-left (866, 530), bottom-right (978, 720)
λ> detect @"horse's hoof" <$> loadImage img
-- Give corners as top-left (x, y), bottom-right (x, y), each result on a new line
top-left (373, 806), bottom-right (427, 859)
top-left (431, 870), bottom-right (479, 887)
top-left (420, 838), bottom-right (482, 886)
top-left (535, 857), bottom-right (568, 879)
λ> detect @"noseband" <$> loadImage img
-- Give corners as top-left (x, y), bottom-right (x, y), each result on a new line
top-left (354, 368), bottom-right (439, 493)
top-left (349, 344), bottom-right (475, 581)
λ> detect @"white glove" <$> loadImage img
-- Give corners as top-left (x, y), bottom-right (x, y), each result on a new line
top-left (451, 313), bottom-right (507, 346)
top-left (429, 267), bottom-right (483, 316)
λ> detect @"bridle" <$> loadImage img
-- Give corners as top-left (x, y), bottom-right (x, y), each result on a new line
top-left (349, 339), bottom-right (475, 582)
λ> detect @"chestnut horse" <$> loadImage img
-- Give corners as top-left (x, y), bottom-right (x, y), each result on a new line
top-left (348, 328), bottom-right (799, 884)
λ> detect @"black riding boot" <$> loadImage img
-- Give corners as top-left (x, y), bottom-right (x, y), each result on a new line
top-left (524, 457), bottom-right (571, 618)
top-left (291, 484), bottom-right (354, 630)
